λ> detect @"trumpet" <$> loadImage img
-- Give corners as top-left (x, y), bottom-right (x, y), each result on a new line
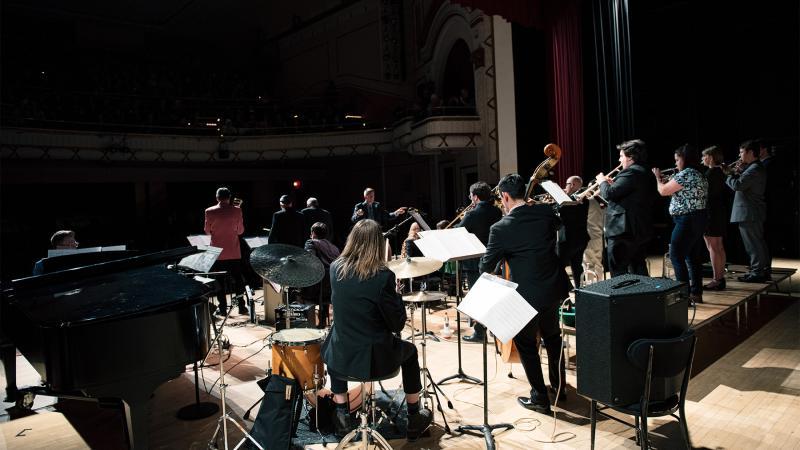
top-left (233, 197), bottom-right (243, 206)
top-left (657, 167), bottom-right (679, 182)
top-left (720, 158), bottom-right (744, 175)
top-left (575, 163), bottom-right (623, 202)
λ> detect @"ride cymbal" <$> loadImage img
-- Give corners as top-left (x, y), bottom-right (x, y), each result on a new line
top-left (386, 257), bottom-right (443, 279)
top-left (249, 243), bottom-right (324, 288)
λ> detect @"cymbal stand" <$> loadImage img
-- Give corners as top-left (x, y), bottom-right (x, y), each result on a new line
top-left (404, 280), bottom-right (440, 342)
top-left (417, 298), bottom-right (453, 434)
top-left (456, 332), bottom-right (513, 450)
top-left (208, 316), bottom-right (263, 450)
top-left (438, 260), bottom-right (482, 385)
top-left (282, 286), bottom-right (291, 330)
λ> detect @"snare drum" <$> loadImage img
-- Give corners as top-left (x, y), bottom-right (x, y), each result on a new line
top-left (271, 328), bottom-right (326, 391)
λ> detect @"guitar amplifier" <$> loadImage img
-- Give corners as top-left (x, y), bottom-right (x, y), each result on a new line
top-left (275, 304), bottom-right (315, 330)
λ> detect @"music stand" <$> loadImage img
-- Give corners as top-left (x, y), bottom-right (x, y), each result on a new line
top-left (415, 228), bottom-right (485, 385)
top-left (456, 273), bottom-right (537, 450)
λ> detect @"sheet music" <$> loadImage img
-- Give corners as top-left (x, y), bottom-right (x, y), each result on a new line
top-left (243, 236), bottom-right (269, 249)
top-left (457, 273), bottom-right (537, 343)
top-left (408, 209), bottom-right (431, 231)
top-left (47, 245), bottom-right (127, 257)
top-left (186, 234), bottom-right (211, 247)
top-left (177, 246), bottom-right (222, 273)
top-left (540, 180), bottom-right (575, 205)
top-left (415, 228), bottom-right (485, 262)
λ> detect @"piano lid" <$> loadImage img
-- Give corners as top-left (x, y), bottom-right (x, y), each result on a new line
top-left (6, 248), bottom-right (212, 327)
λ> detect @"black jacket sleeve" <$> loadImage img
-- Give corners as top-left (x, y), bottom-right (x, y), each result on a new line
top-left (376, 272), bottom-right (407, 333)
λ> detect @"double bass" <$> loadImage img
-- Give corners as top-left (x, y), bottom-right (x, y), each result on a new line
top-left (495, 143), bottom-right (562, 364)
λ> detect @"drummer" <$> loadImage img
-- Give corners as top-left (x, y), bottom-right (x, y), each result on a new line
top-left (321, 219), bottom-right (433, 441)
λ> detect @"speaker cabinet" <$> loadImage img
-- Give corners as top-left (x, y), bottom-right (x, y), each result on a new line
top-left (575, 274), bottom-right (688, 405)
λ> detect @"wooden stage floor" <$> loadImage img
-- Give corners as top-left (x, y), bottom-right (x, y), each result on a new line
top-left (1, 257), bottom-right (798, 449)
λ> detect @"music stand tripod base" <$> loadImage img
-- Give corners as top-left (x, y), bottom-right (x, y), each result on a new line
top-left (456, 333), bottom-right (512, 450)
top-left (438, 259), bottom-right (482, 385)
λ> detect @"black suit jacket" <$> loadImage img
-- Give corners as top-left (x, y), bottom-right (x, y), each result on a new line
top-left (558, 200), bottom-right (590, 245)
top-left (457, 200), bottom-right (502, 271)
top-left (479, 204), bottom-right (571, 313)
top-left (600, 163), bottom-right (656, 240)
top-left (321, 263), bottom-right (406, 379)
top-left (301, 206), bottom-right (334, 239)
top-left (269, 208), bottom-right (306, 247)
top-left (351, 201), bottom-right (395, 228)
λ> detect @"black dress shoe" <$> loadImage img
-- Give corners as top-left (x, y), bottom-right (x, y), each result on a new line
top-left (704, 278), bottom-right (726, 290)
top-left (332, 408), bottom-right (352, 439)
top-left (738, 274), bottom-right (768, 283)
top-left (463, 332), bottom-right (486, 343)
top-left (549, 386), bottom-right (567, 402)
top-left (406, 408), bottom-right (433, 441)
top-left (517, 396), bottom-right (552, 414)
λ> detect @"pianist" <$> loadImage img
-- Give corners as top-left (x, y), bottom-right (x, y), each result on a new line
top-left (32, 230), bottom-right (79, 275)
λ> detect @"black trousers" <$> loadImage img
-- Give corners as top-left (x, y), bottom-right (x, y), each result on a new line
top-left (210, 259), bottom-right (245, 311)
top-left (558, 240), bottom-right (588, 289)
top-left (607, 235), bottom-right (650, 277)
top-left (512, 303), bottom-right (565, 406)
top-left (330, 340), bottom-right (422, 395)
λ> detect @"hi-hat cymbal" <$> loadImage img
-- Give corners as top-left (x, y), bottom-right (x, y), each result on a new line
top-left (386, 257), bottom-right (443, 279)
top-left (402, 291), bottom-right (447, 303)
top-left (249, 244), bottom-right (324, 288)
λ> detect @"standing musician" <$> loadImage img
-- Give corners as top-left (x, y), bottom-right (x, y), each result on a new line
top-left (322, 219), bottom-right (433, 440)
top-left (351, 187), bottom-right (407, 229)
top-left (301, 197), bottom-right (334, 243)
top-left (595, 139), bottom-right (656, 277)
top-left (701, 145), bottom-right (728, 290)
top-left (557, 176), bottom-right (590, 289)
top-left (654, 144), bottom-right (708, 304)
top-left (458, 181), bottom-right (503, 342)
top-left (269, 194), bottom-right (306, 247)
top-left (726, 140), bottom-right (769, 283)
top-left (479, 174), bottom-right (572, 414)
top-left (205, 187), bottom-right (248, 316)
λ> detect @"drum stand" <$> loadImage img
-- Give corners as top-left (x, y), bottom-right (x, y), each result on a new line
top-left (208, 318), bottom-right (263, 450)
top-left (404, 279), bottom-right (440, 342)
top-left (415, 298), bottom-right (453, 435)
top-left (438, 260), bottom-right (482, 385)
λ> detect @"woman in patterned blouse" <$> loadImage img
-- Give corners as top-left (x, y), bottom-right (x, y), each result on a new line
top-left (653, 144), bottom-right (709, 304)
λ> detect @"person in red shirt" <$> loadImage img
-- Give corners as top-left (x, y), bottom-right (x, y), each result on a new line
top-left (205, 187), bottom-right (248, 316)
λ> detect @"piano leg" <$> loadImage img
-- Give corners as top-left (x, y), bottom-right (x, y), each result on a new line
top-left (122, 393), bottom-right (151, 450)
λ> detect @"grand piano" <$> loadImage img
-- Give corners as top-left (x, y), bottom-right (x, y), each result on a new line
top-left (1, 247), bottom-right (213, 449)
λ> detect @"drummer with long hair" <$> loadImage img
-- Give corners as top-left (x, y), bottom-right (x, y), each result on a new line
top-left (321, 219), bottom-right (432, 440)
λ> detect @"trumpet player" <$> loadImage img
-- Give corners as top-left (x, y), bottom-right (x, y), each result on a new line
top-left (701, 146), bottom-right (728, 290)
top-left (653, 144), bottom-right (708, 304)
top-left (557, 176), bottom-right (590, 289)
top-left (726, 140), bottom-right (769, 283)
top-left (457, 181), bottom-right (502, 342)
top-left (595, 139), bottom-right (656, 277)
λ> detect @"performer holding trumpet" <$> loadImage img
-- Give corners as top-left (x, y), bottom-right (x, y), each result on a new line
top-left (653, 144), bottom-right (708, 304)
top-left (595, 139), bottom-right (656, 277)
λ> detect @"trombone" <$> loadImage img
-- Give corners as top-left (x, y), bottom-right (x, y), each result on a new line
top-left (575, 163), bottom-right (623, 202)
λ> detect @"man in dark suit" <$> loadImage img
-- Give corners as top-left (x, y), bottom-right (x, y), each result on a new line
top-left (596, 139), bottom-right (656, 277)
top-left (480, 174), bottom-right (572, 414)
top-left (727, 140), bottom-right (769, 282)
top-left (558, 176), bottom-right (590, 289)
top-left (758, 139), bottom-right (777, 277)
top-left (205, 187), bottom-right (248, 315)
top-left (269, 194), bottom-right (306, 247)
top-left (457, 181), bottom-right (502, 342)
top-left (301, 197), bottom-right (334, 242)
top-left (351, 187), bottom-right (407, 229)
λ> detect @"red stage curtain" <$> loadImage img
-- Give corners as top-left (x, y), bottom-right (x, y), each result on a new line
top-left (451, 0), bottom-right (584, 184)
top-left (548, 0), bottom-right (584, 184)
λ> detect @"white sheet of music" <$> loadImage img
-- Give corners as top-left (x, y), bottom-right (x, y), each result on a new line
top-left (186, 234), bottom-right (211, 247)
top-left (540, 180), bottom-right (576, 205)
top-left (457, 273), bottom-right (537, 343)
top-left (243, 236), bottom-right (269, 248)
top-left (415, 228), bottom-right (485, 262)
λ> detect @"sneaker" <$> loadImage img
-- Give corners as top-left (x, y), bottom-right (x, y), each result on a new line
top-left (406, 408), bottom-right (432, 441)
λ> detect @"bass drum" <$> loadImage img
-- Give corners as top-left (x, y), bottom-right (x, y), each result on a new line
top-left (305, 384), bottom-right (365, 413)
